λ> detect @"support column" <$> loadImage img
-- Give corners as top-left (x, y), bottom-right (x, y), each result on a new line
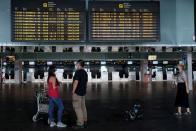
top-left (15, 60), bottom-right (22, 84)
top-left (187, 52), bottom-right (193, 91)
top-left (140, 60), bottom-right (148, 82)
top-left (0, 46), bottom-right (3, 84)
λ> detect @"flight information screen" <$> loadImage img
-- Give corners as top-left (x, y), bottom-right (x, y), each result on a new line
top-left (11, 0), bottom-right (85, 42)
top-left (89, 1), bottom-right (160, 42)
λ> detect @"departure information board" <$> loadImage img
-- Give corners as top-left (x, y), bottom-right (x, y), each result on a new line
top-left (11, 0), bottom-right (85, 42)
top-left (89, 1), bottom-right (160, 42)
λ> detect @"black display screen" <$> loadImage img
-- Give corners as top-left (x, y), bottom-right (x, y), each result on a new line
top-left (89, 1), bottom-right (160, 42)
top-left (11, 0), bottom-right (86, 42)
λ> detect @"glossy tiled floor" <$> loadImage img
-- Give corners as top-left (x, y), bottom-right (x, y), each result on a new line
top-left (0, 81), bottom-right (196, 131)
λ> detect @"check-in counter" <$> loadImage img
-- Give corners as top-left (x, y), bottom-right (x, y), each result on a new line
top-left (89, 72), bottom-right (101, 82)
top-left (112, 72), bottom-right (120, 81)
top-left (120, 75), bottom-right (129, 81)
top-left (62, 73), bottom-right (73, 83)
top-left (167, 71), bottom-right (174, 81)
top-left (55, 69), bottom-right (64, 82)
top-left (4, 75), bottom-right (15, 84)
top-left (87, 72), bottom-right (92, 82)
top-left (27, 68), bottom-right (44, 83)
top-left (33, 75), bottom-right (45, 83)
top-left (44, 72), bottom-right (48, 83)
top-left (129, 72), bottom-right (136, 80)
top-left (101, 72), bottom-right (108, 81)
top-left (26, 72), bottom-right (33, 82)
top-left (4, 69), bottom-right (15, 84)
top-left (156, 71), bottom-right (163, 81)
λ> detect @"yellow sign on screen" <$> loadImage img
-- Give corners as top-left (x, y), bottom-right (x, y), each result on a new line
top-left (43, 3), bottom-right (48, 8)
top-left (119, 4), bottom-right (124, 9)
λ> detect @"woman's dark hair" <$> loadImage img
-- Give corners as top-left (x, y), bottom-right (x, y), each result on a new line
top-left (47, 65), bottom-right (59, 86)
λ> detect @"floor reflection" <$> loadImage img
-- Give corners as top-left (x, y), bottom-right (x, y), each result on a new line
top-left (0, 81), bottom-right (195, 131)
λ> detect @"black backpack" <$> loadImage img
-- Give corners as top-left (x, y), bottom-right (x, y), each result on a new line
top-left (124, 104), bottom-right (143, 121)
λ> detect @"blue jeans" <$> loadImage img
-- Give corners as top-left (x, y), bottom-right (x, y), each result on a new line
top-left (48, 97), bottom-right (64, 122)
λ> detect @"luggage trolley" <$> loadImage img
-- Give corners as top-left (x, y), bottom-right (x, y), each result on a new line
top-left (32, 88), bottom-right (49, 123)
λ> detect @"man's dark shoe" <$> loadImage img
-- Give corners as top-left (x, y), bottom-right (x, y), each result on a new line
top-left (84, 121), bottom-right (88, 128)
top-left (72, 125), bottom-right (84, 129)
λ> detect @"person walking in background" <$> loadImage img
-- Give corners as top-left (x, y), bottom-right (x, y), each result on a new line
top-left (72, 60), bottom-right (88, 128)
top-left (47, 65), bottom-right (67, 128)
top-left (175, 64), bottom-right (191, 116)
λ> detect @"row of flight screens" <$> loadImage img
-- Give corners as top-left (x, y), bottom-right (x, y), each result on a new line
top-left (11, 0), bottom-right (160, 42)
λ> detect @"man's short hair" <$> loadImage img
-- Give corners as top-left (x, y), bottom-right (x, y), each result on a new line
top-left (48, 65), bottom-right (56, 74)
top-left (77, 60), bottom-right (85, 67)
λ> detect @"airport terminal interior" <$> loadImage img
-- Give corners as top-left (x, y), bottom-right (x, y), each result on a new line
top-left (0, 0), bottom-right (196, 130)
